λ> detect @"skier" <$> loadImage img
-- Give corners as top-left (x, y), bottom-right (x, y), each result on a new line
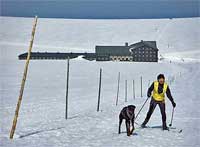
top-left (141, 74), bottom-right (176, 130)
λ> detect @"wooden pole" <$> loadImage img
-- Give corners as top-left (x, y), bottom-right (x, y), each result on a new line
top-left (116, 72), bottom-right (120, 106)
top-left (10, 16), bottom-right (38, 139)
top-left (125, 80), bottom-right (127, 102)
top-left (97, 68), bottom-right (102, 112)
top-left (133, 80), bottom-right (135, 100)
top-left (140, 76), bottom-right (143, 98)
top-left (65, 57), bottom-right (70, 119)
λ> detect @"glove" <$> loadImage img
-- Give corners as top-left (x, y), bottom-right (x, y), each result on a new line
top-left (172, 101), bottom-right (176, 108)
top-left (147, 93), bottom-right (151, 98)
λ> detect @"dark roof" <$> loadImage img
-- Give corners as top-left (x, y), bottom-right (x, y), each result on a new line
top-left (130, 40), bottom-right (158, 50)
top-left (95, 46), bottom-right (130, 56)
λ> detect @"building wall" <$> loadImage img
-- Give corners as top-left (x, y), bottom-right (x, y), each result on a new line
top-left (95, 43), bottom-right (158, 62)
top-left (132, 46), bottom-right (158, 62)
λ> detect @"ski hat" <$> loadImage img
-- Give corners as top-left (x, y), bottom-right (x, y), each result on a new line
top-left (157, 74), bottom-right (165, 80)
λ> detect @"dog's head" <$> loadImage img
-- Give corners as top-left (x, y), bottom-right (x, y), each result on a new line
top-left (127, 105), bottom-right (136, 114)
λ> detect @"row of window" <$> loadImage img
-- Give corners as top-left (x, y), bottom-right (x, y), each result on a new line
top-left (112, 57), bottom-right (132, 61)
top-left (31, 57), bottom-right (69, 59)
top-left (134, 55), bottom-right (157, 58)
top-left (134, 58), bottom-right (157, 61)
top-left (97, 57), bottom-right (109, 60)
top-left (137, 47), bottom-right (153, 51)
top-left (134, 51), bottom-right (156, 54)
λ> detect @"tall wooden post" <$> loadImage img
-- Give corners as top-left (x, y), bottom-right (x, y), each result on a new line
top-left (97, 68), bottom-right (102, 112)
top-left (65, 57), bottom-right (70, 119)
top-left (140, 76), bottom-right (143, 98)
top-left (133, 80), bottom-right (135, 100)
top-left (116, 72), bottom-right (120, 106)
top-left (10, 16), bottom-right (38, 139)
top-left (125, 80), bottom-right (127, 102)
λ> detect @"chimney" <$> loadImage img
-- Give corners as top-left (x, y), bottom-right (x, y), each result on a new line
top-left (125, 42), bottom-right (128, 46)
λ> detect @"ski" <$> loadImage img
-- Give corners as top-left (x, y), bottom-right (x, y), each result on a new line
top-left (169, 127), bottom-right (183, 133)
top-left (137, 125), bottom-right (183, 133)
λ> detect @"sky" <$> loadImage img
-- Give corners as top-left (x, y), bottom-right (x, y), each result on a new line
top-left (0, 0), bottom-right (199, 19)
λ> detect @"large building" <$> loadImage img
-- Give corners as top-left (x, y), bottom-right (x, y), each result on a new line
top-left (18, 40), bottom-right (159, 62)
top-left (95, 40), bottom-right (158, 62)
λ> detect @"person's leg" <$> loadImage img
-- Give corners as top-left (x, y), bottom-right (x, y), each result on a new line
top-left (158, 102), bottom-right (168, 130)
top-left (141, 99), bottom-right (157, 127)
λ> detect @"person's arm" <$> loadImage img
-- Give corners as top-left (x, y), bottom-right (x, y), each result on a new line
top-left (166, 86), bottom-right (176, 107)
top-left (147, 82), bottom-right (154, 97)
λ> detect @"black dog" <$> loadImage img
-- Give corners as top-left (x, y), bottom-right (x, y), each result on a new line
top-left (118, 105), bottom-right (136, 136)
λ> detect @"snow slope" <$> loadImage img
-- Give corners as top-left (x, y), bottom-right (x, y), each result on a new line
top-left (0, 17), bottom-right (200, 147)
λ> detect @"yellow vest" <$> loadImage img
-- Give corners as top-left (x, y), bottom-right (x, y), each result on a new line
top-left (152, 81), bottom-right (168, 101)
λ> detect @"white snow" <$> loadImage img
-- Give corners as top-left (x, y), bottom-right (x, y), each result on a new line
top-left (0, 17), bottom-right (200, 147)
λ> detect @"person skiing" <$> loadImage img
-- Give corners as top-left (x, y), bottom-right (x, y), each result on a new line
top-left (141, 74), bottom-right (176, 130)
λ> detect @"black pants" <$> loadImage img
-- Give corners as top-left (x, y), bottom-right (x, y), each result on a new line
top-left (143, 98), bottom-right (166, 126)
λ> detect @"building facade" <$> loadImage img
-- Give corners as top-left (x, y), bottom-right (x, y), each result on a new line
top-left (95, 40), bottom-right (158, 62)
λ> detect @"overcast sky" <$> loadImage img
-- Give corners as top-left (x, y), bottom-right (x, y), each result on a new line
top-left (1, 0), bottom-right (199, 19)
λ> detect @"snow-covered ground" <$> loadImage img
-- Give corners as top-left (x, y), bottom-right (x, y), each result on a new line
top-left (0, 17), bottom-right (200, 147)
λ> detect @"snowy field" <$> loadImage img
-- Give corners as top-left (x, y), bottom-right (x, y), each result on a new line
top-left (0, 17), bottom-right (200, 147)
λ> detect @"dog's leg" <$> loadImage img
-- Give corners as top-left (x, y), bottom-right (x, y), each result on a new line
top-left (118, 118), bottom-right (123, 134)
top-left (130, 118), bottom-right (135, 135)
top-left (125, 120), bottom-right (131, 136)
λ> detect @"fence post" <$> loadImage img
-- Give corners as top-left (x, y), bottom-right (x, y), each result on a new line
top-left (141, 76), bottom-right (143, 98)
top-left (65, 57), bottom-right (70, 119)
top-left (116, 72), bottom-right (120, 106)
top-left (125, 80), bottom-right (127, 102)
top-left (97, 68), bottom-right (102, 112)
top-left (133, 79), bottom-right (135, 100)
top-left (9, 16), bottom-right (38, 139)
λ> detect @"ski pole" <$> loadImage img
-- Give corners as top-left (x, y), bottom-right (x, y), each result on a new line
top-left (169, 107), bottom-right (174, 127)
top-left (135, 97), bottom-right (150, 120)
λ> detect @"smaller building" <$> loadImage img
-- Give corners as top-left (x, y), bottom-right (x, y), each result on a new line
top-left (95, 40), bottom-right (158, 62)
top-left (18, 52), bottom-right (96, 60)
